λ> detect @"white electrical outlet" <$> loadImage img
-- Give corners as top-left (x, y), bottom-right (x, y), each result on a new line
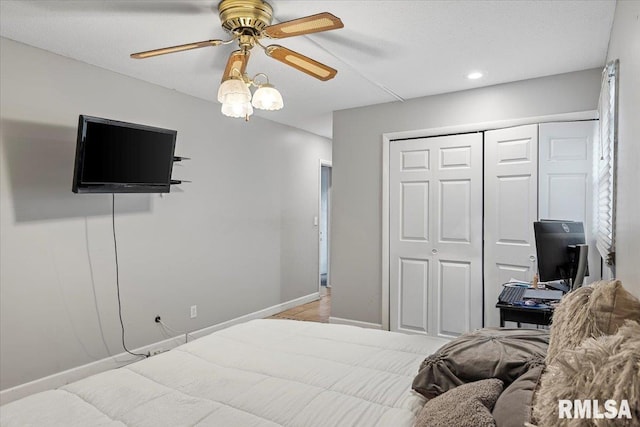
top-left (190, 305), bottom-right (197, 319)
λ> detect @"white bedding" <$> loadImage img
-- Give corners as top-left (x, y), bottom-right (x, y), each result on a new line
top-left (1, 319), bottom-right (448, 427)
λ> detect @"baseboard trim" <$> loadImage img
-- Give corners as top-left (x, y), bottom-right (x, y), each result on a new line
top-left (0, 292), bottom-right (320, 405)
top-left (188, 292), bottom-right (320, 340)
top-left (329, 317), bottom-right (383, 330)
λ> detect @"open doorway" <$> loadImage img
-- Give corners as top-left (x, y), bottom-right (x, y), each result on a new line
top-left (319, 161), bottom-right (332, 296)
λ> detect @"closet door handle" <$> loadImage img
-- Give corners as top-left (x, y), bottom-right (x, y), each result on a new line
top-left (432, 249), bottom-right (438, 255)
top-left (529, 255), bottom-right (536, 262)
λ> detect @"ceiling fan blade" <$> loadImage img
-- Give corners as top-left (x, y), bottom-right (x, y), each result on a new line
top-left (263, 12), bottom-right (343, 39)
top-left (222, 50), bottom-right (250, 81)
top-left (130, 39), bottom-right (224, 59)
top-left (265, 45), bottom-right (337, 81)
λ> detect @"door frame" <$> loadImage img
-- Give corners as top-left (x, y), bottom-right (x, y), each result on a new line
top-left (381, 111), bottom-right (596, 331)
top-left (318, 159), bottom-right (332, 293)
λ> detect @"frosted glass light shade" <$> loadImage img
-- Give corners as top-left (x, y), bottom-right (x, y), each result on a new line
top-left (221, 101), bottom-right (253, 118)
top-left (223, 92), bottom-right (251, 105)
top-left (251, 84), bottom-right (284, 111)
top-left (217, 78), bottom-right (251, 104)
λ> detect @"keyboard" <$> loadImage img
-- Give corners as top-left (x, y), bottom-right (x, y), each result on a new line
top-left (498, 286), bottom-right (526, 304)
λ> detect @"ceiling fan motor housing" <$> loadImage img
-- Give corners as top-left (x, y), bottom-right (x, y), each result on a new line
top-left (218, 0), bottom-right (274, 34)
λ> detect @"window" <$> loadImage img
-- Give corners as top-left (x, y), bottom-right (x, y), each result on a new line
top-left (595, 60), bottom-right (618, 266)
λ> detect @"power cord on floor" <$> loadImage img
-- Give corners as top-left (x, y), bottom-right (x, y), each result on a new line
top-left (155, 316), bottom-right (195, 343)
top-left (112, 194), bottom-right (148, 359)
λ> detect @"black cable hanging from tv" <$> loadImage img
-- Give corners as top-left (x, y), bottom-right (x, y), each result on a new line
top-left (112, 194), bottom-right (148, 359)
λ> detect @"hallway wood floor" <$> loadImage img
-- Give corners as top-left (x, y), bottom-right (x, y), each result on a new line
top-left (269, 288), bottom-right (331, 323)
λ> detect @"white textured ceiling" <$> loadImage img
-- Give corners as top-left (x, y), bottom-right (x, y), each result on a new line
top-left (0, 1), bottom-right (616, 138)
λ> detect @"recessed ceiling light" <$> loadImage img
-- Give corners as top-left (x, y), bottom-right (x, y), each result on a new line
top-left (467, 71), bottom-right (483, 80)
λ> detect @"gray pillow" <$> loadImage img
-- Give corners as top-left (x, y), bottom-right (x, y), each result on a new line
top-left (492, 365), bottom-right (543, 427)
top-left (415, 378), bottom-right (504, 427)
top-left (413, 328), bottom-right (548, 399)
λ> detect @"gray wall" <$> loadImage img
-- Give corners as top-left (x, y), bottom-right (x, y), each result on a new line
top-left (606, 0), bottom-right (640, 298)
top-left (332, 68), bottom-right (602, 325)
top-left (0, 38), bottom-right (331, 390)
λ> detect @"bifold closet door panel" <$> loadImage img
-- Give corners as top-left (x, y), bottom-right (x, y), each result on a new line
top-left (484, 124), bottom-right (538, 327)
top-left (389, 133), bottom-right (482, 337)
top-left (539, 121), bottom-right (599, 282)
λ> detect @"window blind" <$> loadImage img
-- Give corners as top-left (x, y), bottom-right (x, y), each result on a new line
top-left (596, 60), bottom-right (618, 265)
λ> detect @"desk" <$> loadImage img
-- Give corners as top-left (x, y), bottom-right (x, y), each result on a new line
top-left (496, 303), bottom-right (554, 327)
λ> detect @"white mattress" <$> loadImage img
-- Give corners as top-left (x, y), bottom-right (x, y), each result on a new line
top-left (1, 319), bottom-right (449, 426)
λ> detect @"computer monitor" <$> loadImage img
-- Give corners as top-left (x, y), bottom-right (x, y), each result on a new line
top-left (533, 220), bottom-right (589, 290)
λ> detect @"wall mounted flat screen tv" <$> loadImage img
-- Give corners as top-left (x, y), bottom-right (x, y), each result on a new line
top-left (73, 115), bottom-right (177, 193)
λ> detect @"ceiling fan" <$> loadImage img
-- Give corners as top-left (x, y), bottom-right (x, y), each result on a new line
top-left (131, 0), bottom-right (344, 82)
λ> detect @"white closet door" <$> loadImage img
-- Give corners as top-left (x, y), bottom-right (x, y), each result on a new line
top-left (484, 125), bottom-right (538, 327)
top-left (390, 133), bottom-right (482, 337)
top-left (539, 121), bottom-right (599, 282)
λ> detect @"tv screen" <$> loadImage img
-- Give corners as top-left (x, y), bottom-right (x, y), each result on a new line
top-left (73, 115), bottom-right (177, 193)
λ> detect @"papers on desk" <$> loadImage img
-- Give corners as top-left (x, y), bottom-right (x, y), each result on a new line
top-left (506, 278), bottom-right (530, 286)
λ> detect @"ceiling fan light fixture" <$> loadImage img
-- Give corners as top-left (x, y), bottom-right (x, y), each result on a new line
top-left (221, 99), bottom-right (253, 118)
top-left (131, 0), bottom-right (344, 120)
top-left (251, 83), bottom-right (283, 111)
top-left (217, 77), bottom-right (251, 103)
top-left (223, 91), bottom-right (252, 106)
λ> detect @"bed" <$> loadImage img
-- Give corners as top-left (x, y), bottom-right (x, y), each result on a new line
top-left (5, 280), bottom-right (638, 427)
top-left (0, 319), bottom-right (450, 427)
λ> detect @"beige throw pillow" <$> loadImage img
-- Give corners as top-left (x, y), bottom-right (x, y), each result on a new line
top-left (546, 280), bottom-right (640, 363)
top-left (533, 320), bottom-right (640, 427)
top-left (589, 279), bottom-right (640, 334)
top-left (415, 378), bottom-right (503, 427)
